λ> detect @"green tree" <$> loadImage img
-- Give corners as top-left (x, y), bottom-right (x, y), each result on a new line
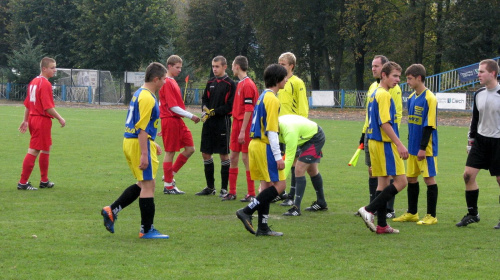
top-left (0, 0), bottom-right (10, 66)
top-left (443, 0), bottom-right (500, 67)
top-left (7, 0), bottom-right (79, 67)
top-left (7, 34), bottom-right (46, 84)
top-left (74, 0), bottom-right (177, 71)
top-left (184, 0), bottom-right (258, 78)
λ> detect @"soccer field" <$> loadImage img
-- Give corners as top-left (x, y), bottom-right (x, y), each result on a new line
top-left (1, 104), bottom-right (498, 279)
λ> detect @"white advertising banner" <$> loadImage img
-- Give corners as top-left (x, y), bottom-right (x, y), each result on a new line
top-left (124, 72), bottom-right (145, 87)
top-left (436, 92), bottom-right (466, 110)
top-left (311, 91), bottom-right (335, 107)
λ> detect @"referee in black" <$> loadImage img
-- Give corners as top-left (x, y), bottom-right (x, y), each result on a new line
top-left (196, 56), bottom-right (236, 197)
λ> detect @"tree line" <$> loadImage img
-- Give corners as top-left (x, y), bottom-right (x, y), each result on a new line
top-left (0, 0), bottom-right (499, 89)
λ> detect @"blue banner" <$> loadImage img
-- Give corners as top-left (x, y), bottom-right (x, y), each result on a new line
top-left (457, 63), bottom-right (479, 83)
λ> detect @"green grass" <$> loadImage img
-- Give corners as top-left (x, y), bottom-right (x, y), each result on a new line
top-left (1, 104), bottom-right (499, 279)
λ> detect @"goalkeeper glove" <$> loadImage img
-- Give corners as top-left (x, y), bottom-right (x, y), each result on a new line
top-left (467, 138), bottom-right (474, 154)
top-left (201, 107), bottom-right (215, 122)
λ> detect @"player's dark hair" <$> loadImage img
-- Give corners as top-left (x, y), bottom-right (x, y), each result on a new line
top-left (213, 55), bottom-right (227, 66)
top-left (264, 64), bottom-right (287, 88)
top-left (233, 55), bottom-right (248, 72)
top-left (480, 59), bottom-right (499, 77)
top-left (145, 62), bottom-right (167, 82)
top-left (381, 61), bottom-right (402, 78)
top-left (405, 64), bottom-right (426, 81)
top-left (373, 55), bottom-right (389, 65)
top-left (40, 57), bottom-right (56, 70)
top-left (167, 55), bottom-right (182, 66)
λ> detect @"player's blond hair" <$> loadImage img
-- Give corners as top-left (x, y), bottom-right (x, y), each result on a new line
top-left (167, 55), bottom-right (182, 66)
top-left (40, 57), bottom-right (56, 70)
top-left (279, 52), bottom-right (296, 71)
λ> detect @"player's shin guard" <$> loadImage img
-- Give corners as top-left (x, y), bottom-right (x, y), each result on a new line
top-left (294, 176), bottom-right (307, 210)
top-left (376, 191), bottom-right (388, 227)
top-left (310, 173), bottom-right (326, 205)
top-left (407, 182), bottom-right (420, 214)
top-left (221, 159), bottom-right (230, 191)
top-left (172, 153), bottom-right (188, 174)
top-left (20, 153), bottom-right (36, 184)
top-left (258, 201), bottom-right (270, 230)
top-left (229, 167), bottom-right (238, 195)
top-left (246, 170), bottom-right (255, 196)
top-left (369, 177), bottom-right (377, 203)
top-left (288, 166), bottom-right (296, 198)
top-left (39, 152), bottom-right (50, 182)
top-left (244, 186), bottom-right (278, 215)
top-left (387, 179), bottom-right (395, 212)
top-left (139, 197), bottom-right (155, 234)
top-left (163, 162), bottom-right (173, 184)
top-left (203, 158), bottom-right (215, 188)
top-left (366, 184), bottom-right (398, 213)
top-left (427, 184), bottom-right (438, 217)
top-left (111, 184), bottom-right (141, 214)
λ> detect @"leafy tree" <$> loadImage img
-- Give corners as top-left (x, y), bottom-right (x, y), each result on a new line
top-left (74, 0), bottom-right (177, 71)
top-left (443, 0), bottom-right (500, 67)
top-left (7, 34), bottom-right (46, 84)
top-left (184, 0), bottom-right (258, 78)
top-left (7, 0), bottom-right (79, 67)
top-left (0, 0), bottom-right (9, 65)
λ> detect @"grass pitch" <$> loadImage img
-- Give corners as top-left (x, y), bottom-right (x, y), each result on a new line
top-left (0, 104), bottom-right (498, 279)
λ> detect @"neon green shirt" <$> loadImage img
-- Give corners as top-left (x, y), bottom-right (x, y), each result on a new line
top-left (278, 75), bottom-right (308, 117)
top-left (278, 114), bottom-right (318, 178)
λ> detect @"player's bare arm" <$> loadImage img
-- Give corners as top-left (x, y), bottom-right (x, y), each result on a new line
top-left (46, 108), bottom-right (66, 127)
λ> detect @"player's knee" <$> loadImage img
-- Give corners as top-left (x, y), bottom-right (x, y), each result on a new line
top-left (463, 172), bottom-right (471, 184)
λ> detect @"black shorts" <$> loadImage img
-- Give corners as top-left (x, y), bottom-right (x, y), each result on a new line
top-left (200, 115), bottom-right (231, 155)
top-left (364, 135), bottom-right (371, 167)
top-left (298, 126), bottom-right (325, 164)
top-left (466, 134), bottom-right (500, 176)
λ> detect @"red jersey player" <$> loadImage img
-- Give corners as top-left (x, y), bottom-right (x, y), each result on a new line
top-left (18, 57), bottom-right (66, 190)
top-left (222, 56), bottom-right (259, 202)
top-left (158, 55), bottom-right (200, 194)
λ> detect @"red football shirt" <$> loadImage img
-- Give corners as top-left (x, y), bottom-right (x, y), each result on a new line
top-left (24, 76), bottom-right (55, 118)
top-left (232, 77), bottom-right (258, 120)
top-left (158, 77), bottom-right (185, 118)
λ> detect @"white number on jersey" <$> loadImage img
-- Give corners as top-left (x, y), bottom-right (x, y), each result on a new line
top-left (125, 105), bottom-right (134, 124)
top-left (29, 85), bottom-right (37, 103)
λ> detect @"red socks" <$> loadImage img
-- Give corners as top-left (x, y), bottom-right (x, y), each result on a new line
top-left (20, 153), bottom-right (36, 184)
top-left (229, 167), bottom-right (238, 195)
top-left (39, 153), bottom-right (50, 182)
top-left (172, 153), bottom-right (188, 174)
top-left (163, 162), bottom-right (173, 184)
top-left (246, 170), bottom-right (255, 196)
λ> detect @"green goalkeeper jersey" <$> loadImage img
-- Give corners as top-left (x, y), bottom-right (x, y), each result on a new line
top-left (278, 114), bottom-right (318, 178)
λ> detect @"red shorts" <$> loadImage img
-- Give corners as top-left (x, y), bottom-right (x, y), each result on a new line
top-left (161, 117), bottom-right (194, 152)
top-left (29, 116), bottom-right (52, 151)
top-left (230, 118), bottom-right (251, 153)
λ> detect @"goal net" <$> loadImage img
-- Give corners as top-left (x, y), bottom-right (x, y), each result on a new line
top-left (55, 68), bottom-right (121, 104)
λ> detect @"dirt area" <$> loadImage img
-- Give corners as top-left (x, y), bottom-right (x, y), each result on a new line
top-left (1, 100), bottom-right (471, 127)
